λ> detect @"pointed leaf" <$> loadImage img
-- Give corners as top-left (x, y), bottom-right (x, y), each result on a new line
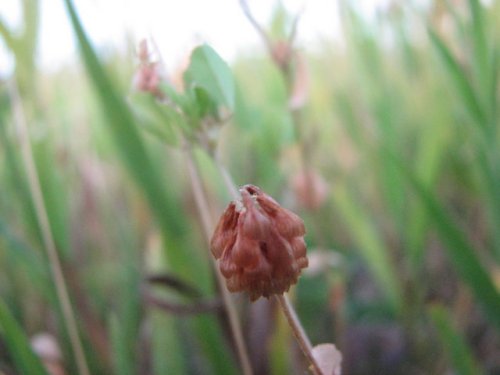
top-left (183, 44), bottom-right (235, 110)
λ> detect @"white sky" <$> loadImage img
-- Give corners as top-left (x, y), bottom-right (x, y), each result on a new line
top-left (0, 0), bottom-right (391, 75)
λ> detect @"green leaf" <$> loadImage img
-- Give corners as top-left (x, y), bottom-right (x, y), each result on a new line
top-left (0, 299), bottom-right (49, 375)
top-left (183, 44), bottom-right (235, 110)
top-left (193, 86), bottom-right (219, 118)
top-left (429, 305), bottom-right (483, 375)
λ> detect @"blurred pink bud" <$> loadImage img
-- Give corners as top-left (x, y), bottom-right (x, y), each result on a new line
top-left (133, 63), bottom-right (162, 97)
top-left (288, 53), bottom-right (309, 110)
top-left (291, 169), bottom-right (328, 211)
top-left (271, 40), bottom-right (293, 69)
top-left (210, 185), bottom-right (308, 301)
top-left (133, 40), bottom-right (163, 98)
top-left (31, 333), bottom-right (66, 375)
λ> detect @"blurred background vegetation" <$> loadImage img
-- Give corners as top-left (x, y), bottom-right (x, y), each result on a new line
top-left (1, 0), bottom-right (500, 374)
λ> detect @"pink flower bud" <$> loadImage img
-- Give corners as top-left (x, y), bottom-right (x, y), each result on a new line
top-left (210, 185), bottom-right (308, 301)
top-left (271, 40), bottom-right (293, 69)
top-left (291, 169), bottom-right (328, 211)
top-left (133, 40), bottom-right (163, 98)
top-left (133, 62), bottom-right (162, 97)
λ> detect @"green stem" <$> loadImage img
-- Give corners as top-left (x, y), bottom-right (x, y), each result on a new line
top-left (184, 146), bottom-right (253, 375)
top-left (276, 294), bottom-right (323, 375)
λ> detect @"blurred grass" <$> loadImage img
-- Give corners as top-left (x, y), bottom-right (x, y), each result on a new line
top-left (0, 0), bottom-right (500, 374)
top-left (430, 304), bottom-right (483, 375)
top-left (0, 300), bottom-right (48, 375)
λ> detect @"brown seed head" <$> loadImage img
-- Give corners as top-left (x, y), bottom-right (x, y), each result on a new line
top-left (210, 185), bottom-right (308, 301)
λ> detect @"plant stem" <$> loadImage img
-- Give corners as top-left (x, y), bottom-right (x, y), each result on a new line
top-left (214, 155), bottom-right (239, 200)
top-left (213, 151), bottom-right (322, 375)
top-left (276, 294), bottom-right (323, 375)
top-left (8, 80), bottom-right (90, 375)
top-left (184, 146), bottom-right (253, 375)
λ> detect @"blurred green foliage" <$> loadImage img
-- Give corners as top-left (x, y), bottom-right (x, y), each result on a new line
top-left (0, 0), bottom-right (500, 374)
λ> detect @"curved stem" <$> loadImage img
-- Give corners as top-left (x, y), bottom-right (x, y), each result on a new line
top-left (214, 155), bottom-right (239, 200)
top-left (276, 294), bottom-right (323, 375)
top-left (184, 147), bottom-right (253, 375)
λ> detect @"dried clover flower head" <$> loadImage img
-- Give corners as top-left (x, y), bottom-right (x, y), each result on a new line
top-left (210, 185), bottom-right (308, 301)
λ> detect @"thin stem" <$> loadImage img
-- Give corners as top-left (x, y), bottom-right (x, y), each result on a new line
top-left (8, 80), bottom-right (91, 375)
top-left (276, 294), bottom-right (323, 375)
top-left (239, 0), bottom-right (272, 51)
top-left (145, 292), bottom-right (222, 315)
top-left (214, 154), bottom-right (239, 200)
top-left (184, 146), bottom-right (254, 375)
top-left (213, 150), bottom-right (322, 375)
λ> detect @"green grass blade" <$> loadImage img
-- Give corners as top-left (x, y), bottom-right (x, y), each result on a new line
top-left (0, 218), bottom-right (49, 296)
top-left (62, 4), bottom-right (239, 373)
top-left (61, 1), bottom-right (190, 373)
top-left (429, 305), bottom-right (483, 375)
top-left (392, 154), bottom-right (500, 329)
top-left (467, 0), bottom-right (489, 94)
top-left (0, 116), bottom-right (42, 244)
top-left (428, 28), bottom-right (486, 128)
top-left (332, 184), bottom-right (402, 312)
top-left (0, 299), bottom-right (49, 375)
top-left (407, 108), bottom-right (451, 269)
top-left (151, 311), bottom-right (186, 375)
top-left (61, 0), bottom-right (176, 238)
top-left (109, 315), bottom-right (135, 375)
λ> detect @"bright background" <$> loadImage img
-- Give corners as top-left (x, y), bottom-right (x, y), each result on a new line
top-left (0, 0), bottom-right (399, 74)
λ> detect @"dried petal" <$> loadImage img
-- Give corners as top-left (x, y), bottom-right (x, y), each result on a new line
top-left (210, 184), bottom-right (309, 301)
top-left (290, 237), bottom-right (307, 259)
top-left (210, 202), bottom-right (238, 258)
